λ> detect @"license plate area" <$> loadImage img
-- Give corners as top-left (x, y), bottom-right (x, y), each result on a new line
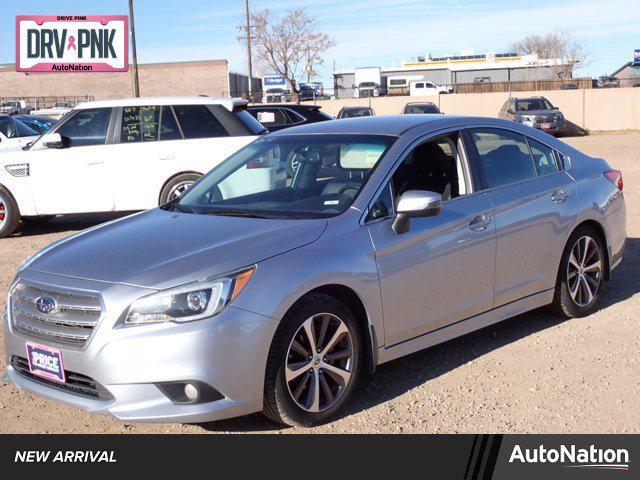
top-left (540, 122), bottom-right (551, 130)
top-left (25, 342), bottom-right (66, 383)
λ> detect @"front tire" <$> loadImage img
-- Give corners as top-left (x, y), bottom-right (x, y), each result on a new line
top-left (551, 226), bottom-right (605, 318)
top-left (0, 186), bottom-right (20, 238)
top-left (263, 294), bottom-right (362, 427)
top-left (159, 173), bottom-right (201, 205)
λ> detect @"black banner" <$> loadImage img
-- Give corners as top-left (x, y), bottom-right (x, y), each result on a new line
top-left (0, 434), bottom-right (636, 478)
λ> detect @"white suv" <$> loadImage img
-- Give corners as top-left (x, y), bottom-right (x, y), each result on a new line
top-left (0, 97), bottom-right (267, 238)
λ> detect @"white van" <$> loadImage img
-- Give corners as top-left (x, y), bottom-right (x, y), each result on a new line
top-left (0, 97), bottom-right (268, 237)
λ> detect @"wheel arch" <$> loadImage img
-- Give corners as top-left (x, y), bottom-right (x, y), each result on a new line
top-left (569, 219), bottom-right (611, 281)
top-left (281, 284), bottom-right (378, 375)
top-left (157, 170), bottom-right (203, 205)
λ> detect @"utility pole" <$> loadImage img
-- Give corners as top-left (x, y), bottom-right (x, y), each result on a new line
top-left (128, 0), bottom-right (140, 97)
top-left (244, 0), bottom-right (253, 100)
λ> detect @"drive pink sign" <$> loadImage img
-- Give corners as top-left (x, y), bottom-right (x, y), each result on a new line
top-left (16, 15), bottom-right (128, 72)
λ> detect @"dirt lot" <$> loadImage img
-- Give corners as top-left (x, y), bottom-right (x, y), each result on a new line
top-left (1, 132), bottom-right (638, 434)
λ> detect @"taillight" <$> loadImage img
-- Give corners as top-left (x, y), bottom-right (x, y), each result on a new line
top-left (604, 170), bottom-right (623, 191)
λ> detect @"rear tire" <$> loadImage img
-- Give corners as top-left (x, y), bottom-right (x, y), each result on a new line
top-left (0, 186), bottom-right (20, 238)
top-left (159, 173), bottom-right (201, 205)
top-left (551, 225), bottom-right (605, 318)
top-left (262, 294), bottom-right (362, 427)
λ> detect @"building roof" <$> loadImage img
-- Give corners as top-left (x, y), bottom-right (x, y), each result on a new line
top-left (75, 96), bottom-right (247, 111)
top-left (611, 61), bottom-right (639, 77)
top-left (334, 53), bottom-right (574, 76)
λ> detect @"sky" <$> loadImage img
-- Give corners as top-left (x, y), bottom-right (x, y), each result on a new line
top-left (2, 0), bottom-right (639, 87)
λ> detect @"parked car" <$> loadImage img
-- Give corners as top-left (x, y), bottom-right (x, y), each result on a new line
top-left (409, 81), bottom-right (451, 97)
top-left (30, 102), bottom-right (74, 119)
top-left (3, 115), bottom-right (625, 427)
top-left (498, 96), bottom-right (565, 135)
top-left (14, 115), bottom-right (57, 135)
top-left (336, 106), bottom-right (375, 119)
top-left (560, 83), bottom-right (579, 90)
top-left (0, 96), bottom-right (268, 237)
top-left (0, 100), bottom-right (32, 116)
top-left (247, 104), bottom-right (333, 132)
top-left (262, 89), bottom-right (292, 103)
top-left (0, 115), bottom-right (40, 150)
top-left (401, 102), bottom-right (442, 114)
top-left (594, 76), bottom-right (620, 89)
top-left (354, 82), bottom-right (385, 98)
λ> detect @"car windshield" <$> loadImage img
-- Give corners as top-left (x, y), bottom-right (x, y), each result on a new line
top-left (168, 134), bottom-right (396, 219)
top-left (405, 104), bottom-right (439, 114)
top-left (516, 99), bottom-right (553, 111)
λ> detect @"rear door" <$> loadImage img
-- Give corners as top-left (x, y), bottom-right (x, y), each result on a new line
top-left (465, 127), bottom-right (578, 306)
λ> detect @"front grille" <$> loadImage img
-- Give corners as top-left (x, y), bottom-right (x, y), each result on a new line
top-left (10, 282), bottom-right (102, 349)
top-left (11, 356), bottom-right (113, 400)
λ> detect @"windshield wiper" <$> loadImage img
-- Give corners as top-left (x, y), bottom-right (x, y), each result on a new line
top-left (205, 208), bottom-right (271, 218)
top-left (171, 203), bottom-right (194, 214)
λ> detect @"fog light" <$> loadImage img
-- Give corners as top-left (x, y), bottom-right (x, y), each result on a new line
top-left (184, 383), bottom-right (200, 401)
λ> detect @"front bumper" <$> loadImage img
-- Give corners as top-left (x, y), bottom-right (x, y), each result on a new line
top-left (518, 118), bottom-right (565, 133)
top-left (3, 269), bottom-right (279, 423)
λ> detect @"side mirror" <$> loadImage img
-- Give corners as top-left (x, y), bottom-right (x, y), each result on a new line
top-left (43, 132), bottom-right (64, 149)
top-left (392, 190), bottom-right (443, 234)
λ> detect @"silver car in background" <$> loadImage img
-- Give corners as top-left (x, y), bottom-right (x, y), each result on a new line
top-left (3, 115), bottom-right (626, 426)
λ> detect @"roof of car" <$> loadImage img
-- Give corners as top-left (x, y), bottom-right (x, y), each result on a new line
top-left (404, 102), bottom-right (437, 106)
top-left (270, 114), bottom-right (504, 136)
top-left (248, 104), bottom-right (321, 111)
top-left (74, 96), bottom-right (248, 111)
top-left (340, 106), bottom-right (372, 111)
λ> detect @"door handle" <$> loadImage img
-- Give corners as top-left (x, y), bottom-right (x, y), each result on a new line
top-left (87, 160), bottom-right (103, 166)
top-left (158, 154), bottom-right (176, 161)
top-left (551, 189), bottom-right (569, 203)
top-left (469, 214), bottom-right (492, 232)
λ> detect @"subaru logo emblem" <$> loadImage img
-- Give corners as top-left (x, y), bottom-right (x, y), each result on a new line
top-left (35, 295), bottom-right (59, 315)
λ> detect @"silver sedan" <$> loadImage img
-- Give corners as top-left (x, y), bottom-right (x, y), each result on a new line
top-left (3, 115), bottom-right (626, 427)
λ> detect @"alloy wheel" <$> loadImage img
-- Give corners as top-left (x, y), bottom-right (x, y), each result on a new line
top-left (0, 196), bottom-right (6, 228)
top-left (285, 313), bottom-right (354, 413)
top-left (567, 235), bottom-right (602, 307)
top-left (168, 181), bottom-right (194, 201)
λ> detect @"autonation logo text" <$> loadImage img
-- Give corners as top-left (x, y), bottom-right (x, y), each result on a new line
top-left (509, 444), bottom-right (630, 471)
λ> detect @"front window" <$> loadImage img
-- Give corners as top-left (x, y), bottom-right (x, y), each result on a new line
top-left (404, 104), bottom-right (439, 114)
top-left (516, 98), bottom-right (553, 111)
top-left (55, 108), bottom-right (111, 147)
top-left (169, 134), bottom-right (396, 219)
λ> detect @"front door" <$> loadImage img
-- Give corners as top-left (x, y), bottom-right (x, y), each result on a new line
top-left (367, 131), bottom-right (496, 346)
top-left (29, 107), bottom-right (114, 215)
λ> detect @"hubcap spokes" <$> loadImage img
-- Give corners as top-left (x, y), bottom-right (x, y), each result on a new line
top-left (169, 182), bottom-right (194, 201)
top-left (285, 313), bottom-right (353, 412)
top-left (0, 200), bottom-right (6, 225)
top-left (567, 236), bottom-right (601, 307)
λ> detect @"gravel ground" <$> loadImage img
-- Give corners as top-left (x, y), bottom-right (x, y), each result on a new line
top-left (1, 132), bottom-right (638, 434)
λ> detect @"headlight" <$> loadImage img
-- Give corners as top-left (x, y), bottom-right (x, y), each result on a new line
top-left (124, 267), bottom-right (255, 325)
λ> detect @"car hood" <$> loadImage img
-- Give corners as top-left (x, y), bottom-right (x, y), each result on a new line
top-left (27, 208), bottom-right (327, 290)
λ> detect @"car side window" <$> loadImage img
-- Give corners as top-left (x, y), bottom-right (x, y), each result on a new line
top-left (255, 109), bottom-right (288, 127)
top-left (468, 128), bottom-right (537, 189)
top-left (55, 108), bottom-right (111, 147)
top-left (284, 109), bottom-right (305, 124)
top-left (159, 106), bottom-right (182, 141)
top-left (527, 137), bottom-right (560, 175)
top-left (120, 106), bottom-right (161, 143)
top-left (367, 182), bottom-right (394, 221)
top-left (172, 105), bottom-right (229, 139)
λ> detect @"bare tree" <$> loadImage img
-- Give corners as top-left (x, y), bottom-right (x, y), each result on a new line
top-left (510, 29), bottom-right (591, 79)
top-left (238, 8), bottom-right (335, 101)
